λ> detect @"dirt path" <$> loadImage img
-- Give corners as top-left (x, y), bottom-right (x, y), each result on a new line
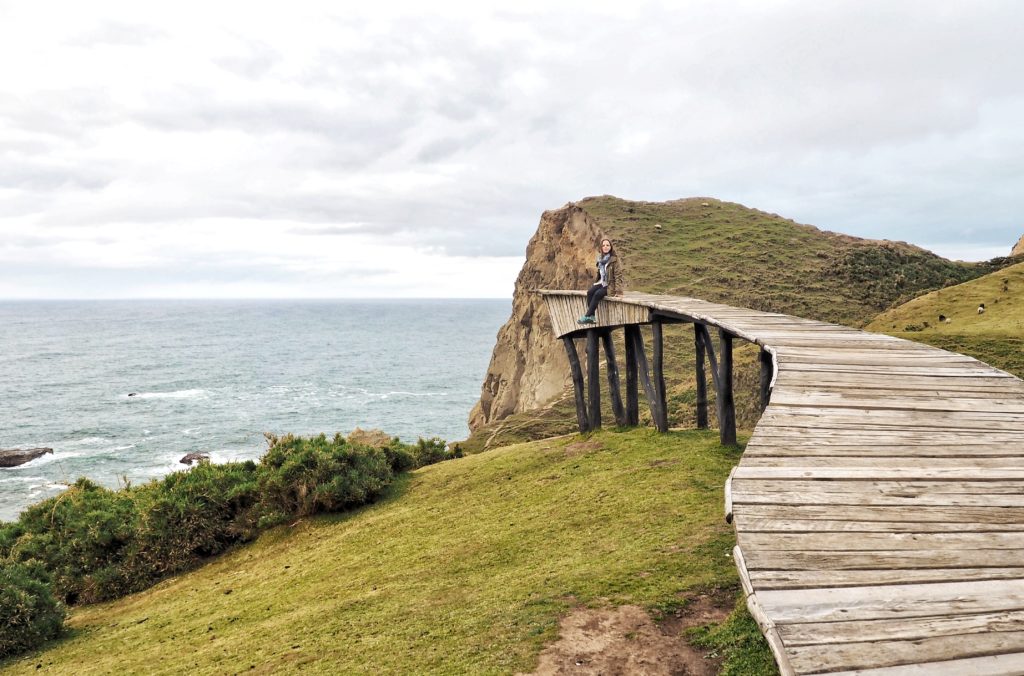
top-left (526, 591), bottom-right (732, 676)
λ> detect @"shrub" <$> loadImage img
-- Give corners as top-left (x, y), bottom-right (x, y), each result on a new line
top-left (414, 437), bottom-right (461, 466)
top-left (0, 561), bottom-right (65, 658)
top-left (382, 440), bottom-right (418, 473)
top-left (257, 433), bottom-right (393, 524)
top-left (121, 461), bottom-right (260, 592)
top-left (8, 478), bottom-right (137, 604)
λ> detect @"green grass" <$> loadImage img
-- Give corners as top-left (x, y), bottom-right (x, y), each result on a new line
top-left (867, 261), bottom-right (1024, 378)
top-left (3, 429), bottom-right (775, 675)
top-left (689, 595), bottom-right (780, 676)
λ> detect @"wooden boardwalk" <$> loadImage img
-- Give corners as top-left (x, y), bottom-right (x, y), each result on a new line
top-left (541, 291), bottom-right (1024, 675)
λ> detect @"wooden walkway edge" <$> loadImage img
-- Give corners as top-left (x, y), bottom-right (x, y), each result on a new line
top-left (540, 290), bottom-right (1024, 675)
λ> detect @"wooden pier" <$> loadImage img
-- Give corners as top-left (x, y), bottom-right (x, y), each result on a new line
top-left (540, 290), bottom-right (1024, 675)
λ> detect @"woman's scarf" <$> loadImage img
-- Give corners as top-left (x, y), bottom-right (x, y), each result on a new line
top-left (596, 252), bottom-right (612, 286)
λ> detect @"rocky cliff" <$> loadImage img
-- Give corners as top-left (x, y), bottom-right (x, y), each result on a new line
top-left (1013, 234), bottom-right (1024, 257)
top-left (468, 203), bottom-right (610, 431)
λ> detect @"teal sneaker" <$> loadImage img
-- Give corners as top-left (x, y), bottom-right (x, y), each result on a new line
top-left (577, 315), bottom-right (595, 324)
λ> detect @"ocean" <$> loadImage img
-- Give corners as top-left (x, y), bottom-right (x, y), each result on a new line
top-left (0, 299), bottom-right (509, 522)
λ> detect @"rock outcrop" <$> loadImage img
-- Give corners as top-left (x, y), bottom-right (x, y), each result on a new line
top-left (1013, 234), bottom-right (1024, 257)
top-left (468, 203), bottom-right (610, 431)
top-left (0, 447), bottom-right (53, 467)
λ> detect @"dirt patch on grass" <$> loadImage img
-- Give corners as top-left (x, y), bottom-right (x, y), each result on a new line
top-left (526, 591), bottom-right (732, 675)
top-left (563, 440), bottom-right (603, 457)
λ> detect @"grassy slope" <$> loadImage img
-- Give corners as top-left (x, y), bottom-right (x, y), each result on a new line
top-left (582, 196), bottom-right (1009, 327)
top-left (464, 197), bottom-right (1016, 451)
top-left (866, 260), bottom-right (1024, 378)
top-left (4, 429), bottom-right (775, 675)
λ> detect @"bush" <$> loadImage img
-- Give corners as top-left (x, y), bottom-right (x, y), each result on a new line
top-left (9, 478), bottom-right (137, 604)
top-left (414, 437), bottom-right (452, 466)
top-left (257, 433), bottom-right (393, 524)
top-left (121, 461), bottom-right (260, 592)
top-left (0, 561), bottom-right (65, 658)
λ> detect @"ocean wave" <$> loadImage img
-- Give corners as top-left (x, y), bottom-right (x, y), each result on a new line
top-left (378, 391), bottom-right (448, 400)
top-left (128, 389), bottom-right (207, 400)
top-left (70, 436), bottom-right (109, 446)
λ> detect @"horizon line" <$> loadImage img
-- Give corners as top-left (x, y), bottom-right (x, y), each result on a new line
top-left (0, 296), bottom-right (512, 302)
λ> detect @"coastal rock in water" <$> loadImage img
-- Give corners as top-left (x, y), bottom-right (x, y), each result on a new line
top-left (180, 452), bottom-right (210, 466)
top-left (0, 447), bottom-right (53, 468)
top-left (468, 203), bottom-right (609, 431)
top-left (1013, 234), bottom-right (1024, 257)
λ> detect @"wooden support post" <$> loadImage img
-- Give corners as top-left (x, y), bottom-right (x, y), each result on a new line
top-left (652, 321), bottom-right (669, 432)
top-left (719, 329), bottom-right (737, 446)
top-left (601, 330), bottom-right (627, 426)
top-left (694, 325), bottom-right (708, 429)
top-left (624, 326), bottom-right (640, 426)
top-left (630, 328), bottom-right (667, 432)
top-left (587, 329), bottom-right (602, 430)
top-left (562, 336), bottom-right (589, 433)
top-left (759, 347), bottom-right (773, 414)
top-left (695, 323), bottom-right (721, 394)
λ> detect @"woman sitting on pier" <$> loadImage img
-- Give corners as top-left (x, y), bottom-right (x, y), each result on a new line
top-left (578, 237), bottom-right (624, 324)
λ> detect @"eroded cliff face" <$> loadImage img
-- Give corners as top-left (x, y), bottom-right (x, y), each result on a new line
top-left (468, 203), bottom-right (608, 431)
top-left (1013, 234), bottom-right (1024, 258)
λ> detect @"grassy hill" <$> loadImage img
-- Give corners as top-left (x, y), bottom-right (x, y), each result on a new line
top-left (464, 197), bottom-right (1018, 452)
top-left (2, 429), bottom-right (776, 675)
top-left (866, 260), bottom-right (1024, 378)
top-left (582, 196), bottom-right (1012, 327)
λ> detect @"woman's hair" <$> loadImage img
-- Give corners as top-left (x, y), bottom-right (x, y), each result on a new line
top-left (599, 238), bottom-right (615, 255)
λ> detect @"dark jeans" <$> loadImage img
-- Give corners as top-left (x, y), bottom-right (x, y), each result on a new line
top-left (585, 284), bottom-right (608, 316)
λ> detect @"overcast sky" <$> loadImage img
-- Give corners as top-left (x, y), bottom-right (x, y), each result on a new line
top-left (1, 1), bottom-right (1022, 299)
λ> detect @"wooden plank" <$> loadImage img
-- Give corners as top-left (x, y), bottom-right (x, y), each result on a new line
top-left (826, 652), bottom-right (1024, 676)
top-left (788, 631), bottom-right (1024, 674)
top-left (757, 578), bottom-right (1024, 623)
top-left (773, 377), bottom-right (1024, 395)
top-left (734, 503), bottom-right (1024, 525)
top-left (739, 531), bottom-right (1024, 551)
top-left (750, 568), bottom-right (1024, 590)
top-left (743, 548), bottom-right (1024, 571)
top-left (779, 608), bottom-right (1024, 645)
top-left (778, 353), bottom-right (978, 365)
top-left (771, 390), bottom-right (1024, 411)
top-left (756, 415), bottom-right (1024, 432)
top-left (731, 489), bottom-right (1024, 508)
top-left (747, 429), bottom-right (1024, 444)
top-left (734, 467), bottom-right (1024, 481)
top-left (738, 455), bottom-right (1024, 468)
top-left (736, 517), bottom-right (1024, 534)
top-left (734, 478), bottom-right (1024, 496)
top-left (769, 396), bottom-right (1024, 415)
top-left (778, 363), bottom-right (1012, 377)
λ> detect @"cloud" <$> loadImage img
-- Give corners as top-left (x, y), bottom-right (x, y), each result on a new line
top-left (1, 1), bottom-right (1022, 298)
